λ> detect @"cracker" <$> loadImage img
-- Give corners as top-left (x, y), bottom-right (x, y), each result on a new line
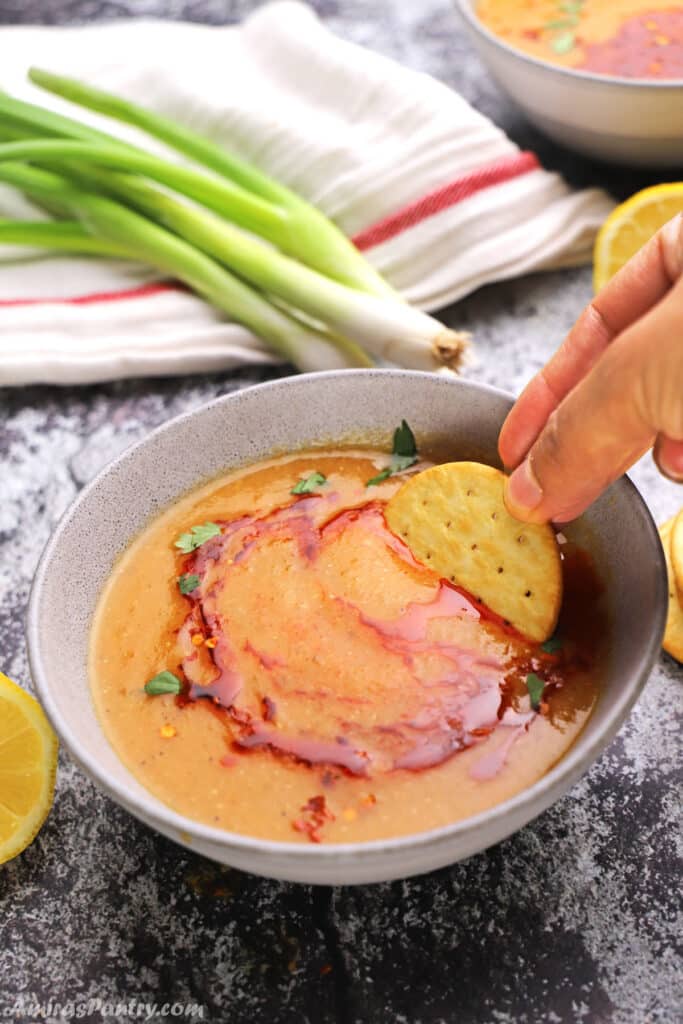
top-left (671, 507), bottom-right (683, 599)
top-left (659, 516), bottom-right (683, 663)
top-left (385, 461), bottom-right (562, 643)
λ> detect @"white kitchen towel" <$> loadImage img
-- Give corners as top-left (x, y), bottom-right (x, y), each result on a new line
top-left (0, 1), bottom-right (614, 386)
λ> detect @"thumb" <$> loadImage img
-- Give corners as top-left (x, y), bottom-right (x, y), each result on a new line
top-left (504, 286), bottom-right (683, 523)
top-left (654, 433), bottom-right (683, 482)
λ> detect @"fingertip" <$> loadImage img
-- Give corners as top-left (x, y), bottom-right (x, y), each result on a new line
top-left (503, 460), bottom-right (545, 522)
top-left (653, 434), bottom-right (683, 483)
top-left (661, 212), bottom-right (683, 282)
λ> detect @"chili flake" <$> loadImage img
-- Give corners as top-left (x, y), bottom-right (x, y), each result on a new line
top-left (292, 794), bottom-right (335, 843)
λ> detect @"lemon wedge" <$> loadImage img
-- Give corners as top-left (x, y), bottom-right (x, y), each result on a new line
top-left (0, 670), bottom-right (58, 865)
top-left (593, 183), bottom-right (683, 292)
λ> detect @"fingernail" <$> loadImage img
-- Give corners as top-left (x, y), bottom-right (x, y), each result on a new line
top-left (505, 459), bottom-right (543, 516)
top-left (653, 435), bottom-right (683, 483)
top-left (659, 461), bottom-right (683, 484)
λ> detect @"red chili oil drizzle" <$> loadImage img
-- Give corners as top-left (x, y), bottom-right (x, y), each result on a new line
top-left (292, 795), bottom-right (335, 844)
top-left (173, 495), bottom-right (593, 782)
top-left (577, 10), bottom-right (683, 79)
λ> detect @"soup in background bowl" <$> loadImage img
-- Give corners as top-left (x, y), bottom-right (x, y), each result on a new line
top-left (27, 371), bottom-right (666, 883)
top-left (456, 0), bottom-right (683, 165)
top-left (476, 1), bottom-right (683, 80)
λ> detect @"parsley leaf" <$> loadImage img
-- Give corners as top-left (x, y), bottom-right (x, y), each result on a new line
top-left (543, 17), bottom-right (575, 29)
top-left (366, 420), bottom-right (419, 486)
top-left (552, 31), bottom-right (575, 53)
top-left (291, 471), bottom-right (327, 495)
top-left (366, 467), bottom-right (393, 487)
top-left (393, 419), bottom-right (417, 459)
top-left (541, 634), bottom-right (562, 654)
top-left (144, 671), bottom-right (182, 696)
top-left (526, 672), bottom-right (545, 710)
top-left (174, 522), bottom-right (221, 553)
top-left (178, 573), bottom-right (201, 595)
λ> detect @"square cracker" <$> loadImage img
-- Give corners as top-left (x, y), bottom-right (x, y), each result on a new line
top-left (659, 516), bottom-right (683, 664)
top-left (385, 461), bottom-right (562, 643)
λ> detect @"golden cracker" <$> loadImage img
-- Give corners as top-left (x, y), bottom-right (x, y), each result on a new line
top-left (385, 461), bottom-right (562, 643)
top-left (659, 516), bottom-right (683, 664)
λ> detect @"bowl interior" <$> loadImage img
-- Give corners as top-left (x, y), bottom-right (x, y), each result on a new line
top-left (27, 370), bottom-right (667, 879)
top-left (455, 0), bottom-right (683, 165)
top-left (455, 0), bottom-right (683, 88)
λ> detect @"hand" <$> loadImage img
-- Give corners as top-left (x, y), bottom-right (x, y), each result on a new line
top-left (499, 213), bottom-right (683, 524)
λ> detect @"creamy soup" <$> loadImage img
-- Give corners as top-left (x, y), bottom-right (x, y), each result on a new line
top-left (90, 449), bottom-right (605, 844)
top-left (476, 1), bottom-right (683, 79)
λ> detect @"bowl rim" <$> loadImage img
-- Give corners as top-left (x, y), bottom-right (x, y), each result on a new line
top-left (455, 0), bottom-right (683, 90)
top-left (27, 368), bottom-right (668, 862)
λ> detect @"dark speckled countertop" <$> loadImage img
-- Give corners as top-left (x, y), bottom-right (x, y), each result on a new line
top-left (0, 3), bottom-right (681, 1023)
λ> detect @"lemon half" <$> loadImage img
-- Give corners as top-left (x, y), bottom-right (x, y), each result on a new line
top-left (593, 183), bottom-right (683, 292)
top-left (0, 670), bottom-right (58, 865)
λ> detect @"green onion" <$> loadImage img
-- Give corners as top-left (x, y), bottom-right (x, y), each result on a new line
top-left (0, 152), bottom-right (465, 371)
top-left (0, 217), bottom-right (130, 256)
top-left (0, 139), bottom-right (289, 243)
top-left (0, 88), bottom-right (133, 148)
top-left (28, 68), bottom-right (395, 297)
top-left (0, 73), bottom-right (470, 373)
top-left (0, 163), bottom-right (369, 371)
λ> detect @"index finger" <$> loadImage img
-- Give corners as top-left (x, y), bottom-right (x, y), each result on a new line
top-left (499, 212), bottom-right (683, 470)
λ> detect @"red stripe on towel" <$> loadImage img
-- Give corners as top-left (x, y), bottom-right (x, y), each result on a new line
top-left (352, 151), bottom-right (540, 250)
top-left (0, 152), bottom-right (540, 308)
top-left (0, 281), bottom-right (182, 308)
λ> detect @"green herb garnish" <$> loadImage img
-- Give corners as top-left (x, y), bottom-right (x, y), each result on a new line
top-left (366, 466), bottom-right (393, 487)
top-left (560, 0), bottom-right (584, 13)
top-left (178, 573), bottom-right (201, 595)
top-left (291, 471), bottom-right (327, 495)
top-left (174, 522), bottom-right (221, 553)
top-left (541, 634), bottom-right (562, 654)
top-left (144, 671), bottom-right (182, 696)
top-left (551, 31), bottom-right (576, 54)
top-left (366, 419), bottom-right (418, 487)
top-left (526, 672), bottom-right (545, 710)
top-left (393, 419), bottom-right (418, 459)
top-left (543, 18), bottom-right (576, 30)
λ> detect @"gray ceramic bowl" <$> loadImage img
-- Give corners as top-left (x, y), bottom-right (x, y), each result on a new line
top-left (27, 370), bottom-right (666, 884)
top-left (456, 0), bottom-right (683, 166)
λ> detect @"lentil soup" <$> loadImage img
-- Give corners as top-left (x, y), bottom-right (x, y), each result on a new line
top-left (476, 1), bottom-right (683, 79)
top-left (90, 448), bottom-right (605, 844)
